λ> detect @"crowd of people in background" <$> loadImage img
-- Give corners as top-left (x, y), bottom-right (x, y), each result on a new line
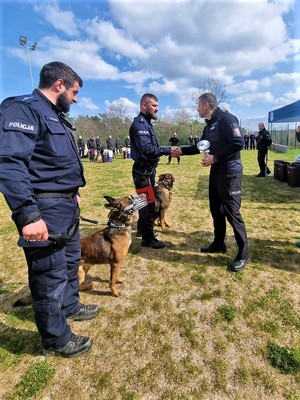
top-left (77, 135), bottom-right (131, 162)
top-left (243, 132), bottom-right (256, 150)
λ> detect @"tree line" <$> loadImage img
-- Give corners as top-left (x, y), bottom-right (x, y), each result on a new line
top-left (71, 78), bottom-right (230, 146)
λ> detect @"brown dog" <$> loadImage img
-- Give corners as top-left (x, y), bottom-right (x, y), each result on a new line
top-left (79, 195), bottom-right (135, 297)
top-left (14, 194), bottom-right (142, 306)
top-left (154, 173), bottom-right (175, 233)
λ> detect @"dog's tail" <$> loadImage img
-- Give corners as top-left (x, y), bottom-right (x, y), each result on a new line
top-left (13, 292), bottom-right (33, 307)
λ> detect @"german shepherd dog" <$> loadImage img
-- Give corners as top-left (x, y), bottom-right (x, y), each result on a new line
top-left (14, 194), bottom-right (145, 306)
top-left (153, 173), bottom-right (175, 233)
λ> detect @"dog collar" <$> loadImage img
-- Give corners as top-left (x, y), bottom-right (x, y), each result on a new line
top-left (107, 221), bottom-right (128, 229)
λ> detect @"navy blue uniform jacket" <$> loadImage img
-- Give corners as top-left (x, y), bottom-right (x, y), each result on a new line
top-left (181, 107), bottom-right (244, 174)
top-left (0, 89), bottom-right (85, 230)
top-left (129, 112), bottom-right (170, 162)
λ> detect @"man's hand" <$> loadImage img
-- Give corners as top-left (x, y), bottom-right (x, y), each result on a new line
top-left (170, 146), bottom-right (182, 158)
top-left (22, 219), bottom-right (49, 242)
top-left (76, 194), bottom-right (82, 206)
top-left (202, 153), bottom-right (215, 167)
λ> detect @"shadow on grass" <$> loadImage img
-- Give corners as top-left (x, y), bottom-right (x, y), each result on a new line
top-left (129, 230), bottom-right (300, 274)
top-left (0, 322), bottom-right (40, 356)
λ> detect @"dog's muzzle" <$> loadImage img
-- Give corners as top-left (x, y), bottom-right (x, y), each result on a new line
top-left (123, 194), bottom-right (148, 212)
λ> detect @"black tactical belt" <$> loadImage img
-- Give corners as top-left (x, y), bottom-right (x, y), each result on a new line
top-left (34, 190), bottom-right (78, 198)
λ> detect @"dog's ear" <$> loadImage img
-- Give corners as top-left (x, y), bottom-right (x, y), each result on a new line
top-left (103, 196), bottom-right (115, 204)
top-left (104, 203), bottom-right (115, 210)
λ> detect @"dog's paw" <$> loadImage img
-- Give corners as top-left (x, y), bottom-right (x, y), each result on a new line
top-left (116, 277), bottom-right (125, 284)
top-left (111, 288), bottom-right (121, 297)
top-left (79, 282), bottom-right (94, 291)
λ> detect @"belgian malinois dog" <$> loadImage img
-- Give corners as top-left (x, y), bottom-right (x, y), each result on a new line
top-left (154, 173), bottom-right (175, 233)
top-left (14, 194), bottom-right (146, 305)
top-left (78, 195), bottom-right (137, 297)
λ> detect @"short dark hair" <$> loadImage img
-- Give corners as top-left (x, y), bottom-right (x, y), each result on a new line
top-left (198, 93), bottom-right (218, 109)
top-left (140, 93), bottom-right (158, 106)
top-left (38, 61), bottom-right (83, 89)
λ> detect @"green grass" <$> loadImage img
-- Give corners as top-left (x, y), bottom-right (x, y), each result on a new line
top-left (267, 342), bottom-right (300, 374)
top-left (0, 148), bottom-right (299, 400)
top-left (8, 360), bottom-right (55, 400)
top-left (217, 304), bottom-right (236, 322)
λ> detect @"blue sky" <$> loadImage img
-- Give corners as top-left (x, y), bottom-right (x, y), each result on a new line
top-left (1, 0), bottom-right (299, 131)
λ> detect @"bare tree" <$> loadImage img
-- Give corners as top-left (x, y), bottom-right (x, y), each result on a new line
top-left (101, 102), bottom-right (129, 138)
top-left (192, 77), bottom-right (229, 105)
top-left (74, 115), bottom-right (101, 142)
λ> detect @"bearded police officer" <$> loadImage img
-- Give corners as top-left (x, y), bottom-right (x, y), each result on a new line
top-left (179, 93), bottom-right (249, 272)
top-left (0, 62), bottom-right (99, 357)
top-left (129, 93), bottom-right (180, 249)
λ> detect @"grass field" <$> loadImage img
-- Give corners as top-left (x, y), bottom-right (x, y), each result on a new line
top-left (0, 148), bottom-right (299, 400)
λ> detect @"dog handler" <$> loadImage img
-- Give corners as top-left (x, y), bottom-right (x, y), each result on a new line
top-left (0, 62), bottom-right (99, 357)
top-left (129, 93), bottom-right (180, 249)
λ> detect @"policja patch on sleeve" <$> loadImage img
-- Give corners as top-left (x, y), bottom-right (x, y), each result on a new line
top-left (137, 130), bottom-right (150, 136)
top-left (4, 120), bottom-right (38, 135)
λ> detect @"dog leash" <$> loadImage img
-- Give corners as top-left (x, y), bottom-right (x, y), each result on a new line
top-left (80, 215), bottom-right (100, 224)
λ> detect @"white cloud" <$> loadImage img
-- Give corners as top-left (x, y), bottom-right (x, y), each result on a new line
top-left (78, 97), bottom-right (99, 111)
top-left (84, 19), bottom-right (147, 59)
top-left (235, 91), bottom-right (275, 107)
top-left (104, 97), bottom-right (139, 118)
top-left (33, 1), bottom-right (79, 37)
top-left (148, 79), bottom-right (178, 94)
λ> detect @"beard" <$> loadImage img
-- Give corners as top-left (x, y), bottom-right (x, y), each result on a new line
top-left (146, 109), bottom-right (158, 121)
top-left (56, 92), bottom-right (71, 113)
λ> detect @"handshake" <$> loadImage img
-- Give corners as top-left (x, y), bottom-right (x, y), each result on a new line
top-left (170, 146), bottom-right (182, 158)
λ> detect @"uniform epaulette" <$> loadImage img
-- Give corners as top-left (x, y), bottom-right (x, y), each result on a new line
top-left (18, 95), bottom-right (38, 104)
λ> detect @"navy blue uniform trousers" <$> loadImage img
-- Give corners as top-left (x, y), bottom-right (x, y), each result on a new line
top-left (23, 196), bottom-right (81, 348)
top-left (209, 171), bottom-right (248, 260)
top-left (257, 148), bottom-right (271, 175)
top-left (132, 160), bottom-right (156, 242)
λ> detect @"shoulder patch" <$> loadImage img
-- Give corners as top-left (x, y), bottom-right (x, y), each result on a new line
top-left (138, 130), bottom-right (149, 135)
top-left (231, 123), bottom-right (241, 137)
top-left (4, 120), bottom-right (38, 135)
top-left (15, 95), bottom-right (38, 104)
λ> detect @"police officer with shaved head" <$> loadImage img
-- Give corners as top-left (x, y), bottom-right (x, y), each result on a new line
top-left (129, 93), bottom-right (180, 249)
top-left (0, 61), bottom-right (99, 357)
top-left (179, 93), bottom-right (249, 272)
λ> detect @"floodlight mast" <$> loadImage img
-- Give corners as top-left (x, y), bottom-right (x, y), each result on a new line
top-left (19, 36), bottom-right (37, 90)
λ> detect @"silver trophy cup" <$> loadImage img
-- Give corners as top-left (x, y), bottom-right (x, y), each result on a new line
top-left (197, 139), bottom-right (210, 155)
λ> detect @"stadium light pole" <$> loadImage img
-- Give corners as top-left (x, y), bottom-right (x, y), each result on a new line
top-left (19, 36), bottom-right (37, 90)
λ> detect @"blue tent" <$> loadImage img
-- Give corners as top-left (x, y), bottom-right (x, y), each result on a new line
top-left (268, 100), bottom-right (300, 123)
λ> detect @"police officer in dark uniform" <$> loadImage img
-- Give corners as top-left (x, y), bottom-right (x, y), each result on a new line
top-left (167, 132), bottom-right (180, 164)
top-left (129, 93), bottom-right (177, 249)
top-left (0, 62), bottom-right (99, 357)
top-left (256, 122), bottom-right (272, 177)
top-left (125, 136), bottom-right (131, 148)
top-left (249, 132), bottom-right (256, 149)
top-left (244, 133), bottom-right (249, 150)
top-left (77, 136), bottom-right (85, 158)
top-left (106, 135), bottom-right (113, 151)
top-left (180, 93), bottom-right (249, 272)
